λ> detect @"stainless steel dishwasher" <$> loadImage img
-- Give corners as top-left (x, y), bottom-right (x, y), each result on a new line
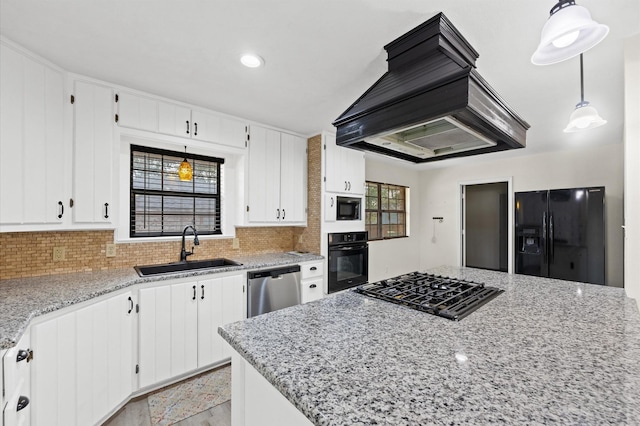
top-left (247, 265), bottom-right (301, 317)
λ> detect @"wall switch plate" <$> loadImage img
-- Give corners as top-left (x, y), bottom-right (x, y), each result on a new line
top-left (53, 247), bottom-right (65, 262)
top-left (106, 243), bottom-right (116, 257)
top-left (232, 238), bottom-right (240, 249)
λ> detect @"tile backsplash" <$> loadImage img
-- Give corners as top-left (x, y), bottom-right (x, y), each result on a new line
top-left (0, 227), bottom-right (303, 279)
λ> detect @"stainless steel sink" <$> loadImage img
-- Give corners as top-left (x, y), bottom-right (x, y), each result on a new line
top-left (134, 258), bottom-right (242, 276)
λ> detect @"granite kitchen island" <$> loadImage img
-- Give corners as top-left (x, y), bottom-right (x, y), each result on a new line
top-left (219, 266), bottom-right (640, 426)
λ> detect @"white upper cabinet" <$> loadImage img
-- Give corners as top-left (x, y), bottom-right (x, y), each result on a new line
top-left (246, 125), bottom-right (307, 225)
top-left (191, 109), bottom-right (247, 149)
top-left (324, 133), bottom-right (365, 195)
top-left (72, 80), bottom-right (115, 224)
top-left (0, 41), bottom-right (66, 227)
top-left (116, 91), bottom-right (159, 132)
top-left (117, 91), bottom-right (247, 149)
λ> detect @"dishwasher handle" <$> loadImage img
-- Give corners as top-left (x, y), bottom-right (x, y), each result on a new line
top-left (247, 264), bottom-right (301, 279)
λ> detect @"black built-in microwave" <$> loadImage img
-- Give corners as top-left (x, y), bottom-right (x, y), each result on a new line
top-left (336, 196), bottom-right (361, 220)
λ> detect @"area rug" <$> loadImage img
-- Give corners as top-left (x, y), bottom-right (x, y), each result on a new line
top-left (147, 365), bottom-right (231, 425)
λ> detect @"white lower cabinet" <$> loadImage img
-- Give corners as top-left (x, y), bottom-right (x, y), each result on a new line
top-left (232, 353), bottom-right (313, 426)
top-left (2, 331), bottom-right (32, 426)
top-left (29, 290), bottom-right (134, 426)
top-left (300, 261), bottom-right (324, 304)
top-left (138, 272), bottom-right (245, 389)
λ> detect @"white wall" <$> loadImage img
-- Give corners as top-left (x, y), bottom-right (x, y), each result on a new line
top-left (624, 34), bottom-right (640, 305)
top-left (418, 143), bottom-right (624, 287)
top-left (365, 155), bottom-right (422, 282)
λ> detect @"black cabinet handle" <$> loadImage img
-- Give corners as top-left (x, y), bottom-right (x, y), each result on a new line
top-left (127, 296), bottom-right (133, 314)
top-left (16, 396), bottom-right (29, 412)
top-left (276, 208), bottom-right (280, 219)
top-left (330, 197), bottom-right (334, 207)
top-left (345, 181), bottom-right (348, 190)
top-left (201, 284), bottom-right (205, 300)
top-left (186, 120), bottom-right (190, 134)
top-left (282, 209), bottom-right (286, 220)
top-left (194, 122), bottom-right (198, 136)
top-left (310, 266), bottom-right (317, 271)
top-left (104, 203), bottom-right (109, 219)
top-left (309, 284), bottom-right (317, 289)
top-left (57, 201), bottom-right (64, 219)
top-left (192, 285), bottom-right (196, 300)
top-left (16, 349), bottom-right (29, 362)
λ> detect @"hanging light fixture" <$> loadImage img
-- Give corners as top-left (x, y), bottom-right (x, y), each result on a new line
top-left (178, 146), bottom-right (193, 181)
top-left (531, 0), bottom-right (609, 66)
top-left (564, 54), bottom-right (606, 132)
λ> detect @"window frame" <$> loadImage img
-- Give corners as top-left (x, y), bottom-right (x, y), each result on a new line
top-left (365, 180), bottom-right (408, 241)
top-left (129, 144), bottom-right (224, 238)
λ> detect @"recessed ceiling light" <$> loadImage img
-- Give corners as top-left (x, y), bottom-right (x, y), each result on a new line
top-left (240, 53), bottom-right (264, 68)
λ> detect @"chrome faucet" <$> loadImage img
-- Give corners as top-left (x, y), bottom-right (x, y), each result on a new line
top-left (180, 225), bottom-right (200, 262)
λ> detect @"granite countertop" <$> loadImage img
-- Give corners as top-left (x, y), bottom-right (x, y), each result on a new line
top-left (219, 266), bottom-right (640, 425)
top-left (0, 252), bottom-right (322, 350)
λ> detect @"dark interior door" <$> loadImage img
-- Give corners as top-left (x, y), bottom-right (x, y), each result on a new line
top-left (515, 190), bottom-right (549, 277)
top-left (465, 182), bottom-right (508, 272)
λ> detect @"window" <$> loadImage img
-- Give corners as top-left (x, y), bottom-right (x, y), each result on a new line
top-left (365, 181), bottom-right (408, 240)
top-left (130, 145), bottom-right (224, 237)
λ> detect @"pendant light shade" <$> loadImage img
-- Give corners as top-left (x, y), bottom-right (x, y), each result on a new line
top-left (178, 146), bottom-right (193, 181)
top-left (531, 0), bottom-right (609, 66)
top-left (563, 54), bottom-right (606, 133)
top-left (564, 101), bottom-right (607, 132)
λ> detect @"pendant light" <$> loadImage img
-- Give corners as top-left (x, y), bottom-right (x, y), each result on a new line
top-left (531, 0), bottom-right (609, 66)
top-left (564, 54), bottom-right (606, 132)
top-left (178, 146), bottom-right (193, 181)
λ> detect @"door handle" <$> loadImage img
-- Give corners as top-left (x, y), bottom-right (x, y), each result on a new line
top-left (282, 209), bottom-right (286, 220)
top-left (192, 285), bottom-right (196, 300)
top-left (127, 296), bottom-right (133, 314)
top-left (345, 181), bottom-right (348, 190)
top-left (330, 197), bottom-right (334, 207)
top-left (201, 284), bottom-right (205, 300)
top-left (277, 208), bottom-right (280, 219)
top-left (348, 181), bottom-right (351, 191)
top-left (310, 266), bottom-right (317, 271)
top-left (104, 202), bottom-right (109, 219)
top-left (309, 284), bottom-right (317, 289)
top-left (542, 212), bottom-right (547, 257)
top-left (58, 201), bottom-right (64, 218)
top-left (549, 213), bottom-right (554, 262)
top-left (194, 122), bottom-right (198, 136)
top-left (186, 120), bottom-right (190, 134)
top-left (16, 396), bottom-right (29, 412)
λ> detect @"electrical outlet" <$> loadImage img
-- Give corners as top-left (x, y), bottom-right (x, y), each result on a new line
top-left (106, 243), bottom-right (116, 257)
top-left (232, 238), bottom-right (240, 249)
top-left (53, 247), bottom-right (65, 262)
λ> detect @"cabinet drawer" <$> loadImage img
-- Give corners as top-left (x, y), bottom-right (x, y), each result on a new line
top-left (300, 262), bottom-right (323, 279)
top-left (301, 280), bottom-right (323, 304)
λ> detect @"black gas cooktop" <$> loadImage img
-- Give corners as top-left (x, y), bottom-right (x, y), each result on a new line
top-left (354, 272), bottom-right (503, 321)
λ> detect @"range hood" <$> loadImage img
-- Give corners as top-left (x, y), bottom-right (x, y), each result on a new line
top-left (333, 13), bottom-right (530, 163)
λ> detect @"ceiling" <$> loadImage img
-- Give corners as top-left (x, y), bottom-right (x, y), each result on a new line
top-left (1, 0), bottom-right (638, 167)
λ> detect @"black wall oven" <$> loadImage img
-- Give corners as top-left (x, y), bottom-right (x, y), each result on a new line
top-left (328, 231), bottom-right (368, 293)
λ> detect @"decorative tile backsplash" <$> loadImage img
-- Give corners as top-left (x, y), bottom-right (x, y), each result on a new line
top-left (0, 136), bottom-right (322, 280)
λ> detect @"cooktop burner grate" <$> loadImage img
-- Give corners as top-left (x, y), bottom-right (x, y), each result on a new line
top-left (354, 272), bottom-right (503, 320)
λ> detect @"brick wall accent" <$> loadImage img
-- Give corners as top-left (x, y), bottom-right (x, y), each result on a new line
top-left (293, 135), bottom-right (321, 254)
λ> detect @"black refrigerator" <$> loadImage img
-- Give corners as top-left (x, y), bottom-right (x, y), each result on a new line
top-left (515, 187), bottom-right (605, 285)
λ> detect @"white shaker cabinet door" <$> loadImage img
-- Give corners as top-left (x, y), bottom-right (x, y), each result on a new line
top-left (0, 42), bottom-right (65, 226)
top-left (116, 91), bottom-right (159, 132)
top-left (191, 110), bottom-right (246, 149)
top-left (30, 291), bottom-right (134, 426)
top-left (247, 125), bottom-right (281, 223)
top-left (197, 273), bottom-right (244, 367)
top-left (279, 133), bottom-right (307, 224)
top-left (138, 282), bottom-right (198, 389)
top-left (72, 80), bottom-right (114, 224)
top-left (158, 100), bottom-right (191, 138)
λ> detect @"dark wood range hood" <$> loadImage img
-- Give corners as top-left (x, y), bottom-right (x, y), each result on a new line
top-left (333, 13), bottom-right (530, 163)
